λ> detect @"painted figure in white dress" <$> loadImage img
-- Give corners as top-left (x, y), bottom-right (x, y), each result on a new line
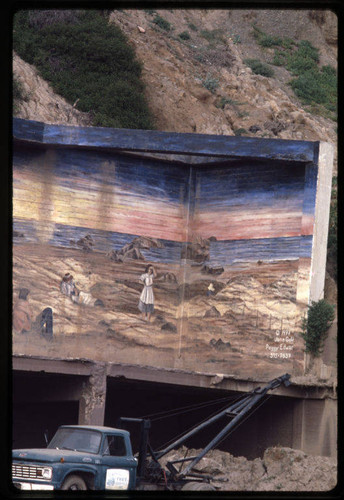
top-left (138, 265), bottom-right (157, 322)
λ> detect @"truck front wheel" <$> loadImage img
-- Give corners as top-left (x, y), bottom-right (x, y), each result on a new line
top-left (61, 475), bottom-right (87, 490)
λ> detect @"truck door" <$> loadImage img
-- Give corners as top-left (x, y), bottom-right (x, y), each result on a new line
top-left (101, 434), bottom-right (137, 490)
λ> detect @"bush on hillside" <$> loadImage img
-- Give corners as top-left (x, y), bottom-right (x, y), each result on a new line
top-left (13, 76), bottom-right (28, 114)
top-left (289, 65), bottom-right (337, 111)
top-left (244, 58), bottom-right (274, 77)
top-left (252, 25), bottom-right (337, 120)
top-left (327, 176), bottom-right (337, 280)
top-left (153, 15), bottom-right (171, 31)
top-left (178, 31), bottom-right (191, 40)
top-left (301, 300), bottom-right (335, 356)
top-left (13, 10), bottom-right (154, 130)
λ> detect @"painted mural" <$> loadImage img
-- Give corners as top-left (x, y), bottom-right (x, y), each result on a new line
top-left (12, 144), bottom-right (316, 378)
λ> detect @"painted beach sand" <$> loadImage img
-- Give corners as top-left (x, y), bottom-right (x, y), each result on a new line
top-left (13, 235), bottom-right (310, 379)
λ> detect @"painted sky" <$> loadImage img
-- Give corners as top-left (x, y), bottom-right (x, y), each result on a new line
top-left (13, 148), bottom-right (190, 242)
top-left (190, 163), bottom-right (314, 241)
top-left (13, 148), bottom-right (314, 244)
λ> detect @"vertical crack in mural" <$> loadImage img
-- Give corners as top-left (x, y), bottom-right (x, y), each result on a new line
top-left (177, 167), bottom-right (194, 360)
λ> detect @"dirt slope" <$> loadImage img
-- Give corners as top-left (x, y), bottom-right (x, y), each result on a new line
top-left (13, 8), bottom-right (337, 171)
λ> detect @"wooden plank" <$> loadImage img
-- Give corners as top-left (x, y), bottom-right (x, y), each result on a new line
top-left (13, 118), bottom-right (318, 163)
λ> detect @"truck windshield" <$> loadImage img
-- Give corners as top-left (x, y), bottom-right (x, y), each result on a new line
top-left (47, 428), bottom-right (102, 454)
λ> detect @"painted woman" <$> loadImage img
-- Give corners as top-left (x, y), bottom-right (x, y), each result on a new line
top-left (138, 265), bottom-right (157, 322)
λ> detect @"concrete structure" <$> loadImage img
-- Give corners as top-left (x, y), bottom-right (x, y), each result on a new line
top-left (12, 118), bottom-right (335, 458)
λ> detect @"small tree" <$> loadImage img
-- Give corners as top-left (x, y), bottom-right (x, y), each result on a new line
top-left (301, 300), bottom-right (335, 356)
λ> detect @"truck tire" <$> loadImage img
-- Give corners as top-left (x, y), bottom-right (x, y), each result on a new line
top-left (61, 475), bottom-right (87, 490)
top-left (181, 481), bottom-right (215, 491)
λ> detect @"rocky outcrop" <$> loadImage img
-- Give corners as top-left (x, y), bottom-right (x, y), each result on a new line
top-left (202, 264), bottom-right (224, 275)
top-left (107, 246), bottom-right (144, 262)
top-left (107, 236), bottom-right (164, 262)
top-left (77, 234), bottom-right (94, 252)
top-left (131, 236), bottom-right (165, 249)
top-left (181, 237), bottom-right (211, 262)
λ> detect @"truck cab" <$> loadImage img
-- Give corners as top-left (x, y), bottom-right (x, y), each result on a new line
top-left (12, 425), bottom-right (138, 490)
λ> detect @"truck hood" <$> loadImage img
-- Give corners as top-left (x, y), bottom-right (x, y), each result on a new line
top-left (12, 448), bottom-right (99, 464)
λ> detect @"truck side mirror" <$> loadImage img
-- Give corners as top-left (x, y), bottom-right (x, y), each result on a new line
top-left (44, 429), bottom-right (49, 446)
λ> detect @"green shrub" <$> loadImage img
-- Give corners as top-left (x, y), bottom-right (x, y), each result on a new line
top-left (153, 15), bottom-right (171, 31)
top-left (260, 34), bottom-right (283, 47)
top-left (289, 65), bottom-right (337, 110)
top-left (13, 76), bottom-right (28, 114)
top-left (13, 10), bottom-right (154, 129)
top-left (188, 22), bottom-right (198, 31)
top-left (178, 31), bottom-right (190, 40)
top-left (272, 49), bottom-right (288, 66)
top-left (281, 37), bottom-right (294, 49)
top-left (216, 97), bottom-right (241, 109)
top-left (251, 25), bottom-right (337, 119)
top-left (202, 75), bottom-right (219, 93)
top-left (200, 29), bottom-right (225, 45)
top-left (234, 128), bottom-right (248, 136)
top-left (244, 58), bottom-right (274, 77)
top-left (252, 24), bottom-right (282, 47)
top-left (231, 34), bottom-right (241, 44)
top-left (301, 300), bottom-right (335, 356)
top-left (327, 176), bottom-right (337, 279)
top-left (284, 40), bottom-right (319, 75)
top-left (13, 77), bottom-right (25, 102)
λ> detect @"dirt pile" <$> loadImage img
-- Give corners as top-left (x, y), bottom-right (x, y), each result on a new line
top-left (160, 445), bottom-right (337, 491)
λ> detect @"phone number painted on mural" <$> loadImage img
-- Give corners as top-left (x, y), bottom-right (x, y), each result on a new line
top-left (266, 330), bottom-right (294, 359)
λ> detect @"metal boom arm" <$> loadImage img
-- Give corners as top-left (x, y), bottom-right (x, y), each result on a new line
top-left (157, 373), bottom-right (291, 478)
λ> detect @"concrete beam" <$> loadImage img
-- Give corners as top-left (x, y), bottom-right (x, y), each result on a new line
top-left (13, 117), bottom-right (317, 162)
top-left (12, 355), bottom-right (336, 401)
top-left (12, 355), bottom-right (95, 376)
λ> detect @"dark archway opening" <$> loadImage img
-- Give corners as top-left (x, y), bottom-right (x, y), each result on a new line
top-left (105, 378), bottom-right (295, 460)
top-left (12, 371), bottom-right (84, 449)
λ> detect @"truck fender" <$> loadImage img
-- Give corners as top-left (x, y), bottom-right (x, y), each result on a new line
top-left (59, 466), bottom-right (98, 490)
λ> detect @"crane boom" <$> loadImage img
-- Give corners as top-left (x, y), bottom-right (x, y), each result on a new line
top-left (162, 373), bottom-right (291, 478)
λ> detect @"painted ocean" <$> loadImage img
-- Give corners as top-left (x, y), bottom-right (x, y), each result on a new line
top-left (13, 218), bottom-right (312, 266)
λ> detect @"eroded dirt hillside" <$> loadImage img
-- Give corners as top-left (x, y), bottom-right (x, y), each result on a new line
top-left (13, 8), bottom-right (338, 171)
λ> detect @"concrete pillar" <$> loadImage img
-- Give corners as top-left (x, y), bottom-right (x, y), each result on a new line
top-left (292, 397), bottom-right (337, 457)
top-left (309, 141), bottom-right (334, 303)
top-left (78, 363), bottom-right (107, 426)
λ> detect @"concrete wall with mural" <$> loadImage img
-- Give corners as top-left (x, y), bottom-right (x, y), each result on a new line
top-left (12, 119), bottom-right (333, 380)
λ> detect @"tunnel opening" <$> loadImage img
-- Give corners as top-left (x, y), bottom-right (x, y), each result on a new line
top-left (104, 377), bottom-right (296, 460)
top-left (12, 371), bottom-right (84, 449)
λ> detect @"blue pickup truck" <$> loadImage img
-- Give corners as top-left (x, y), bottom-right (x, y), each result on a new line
top-left (12, 425), bottom-right (138, 491)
